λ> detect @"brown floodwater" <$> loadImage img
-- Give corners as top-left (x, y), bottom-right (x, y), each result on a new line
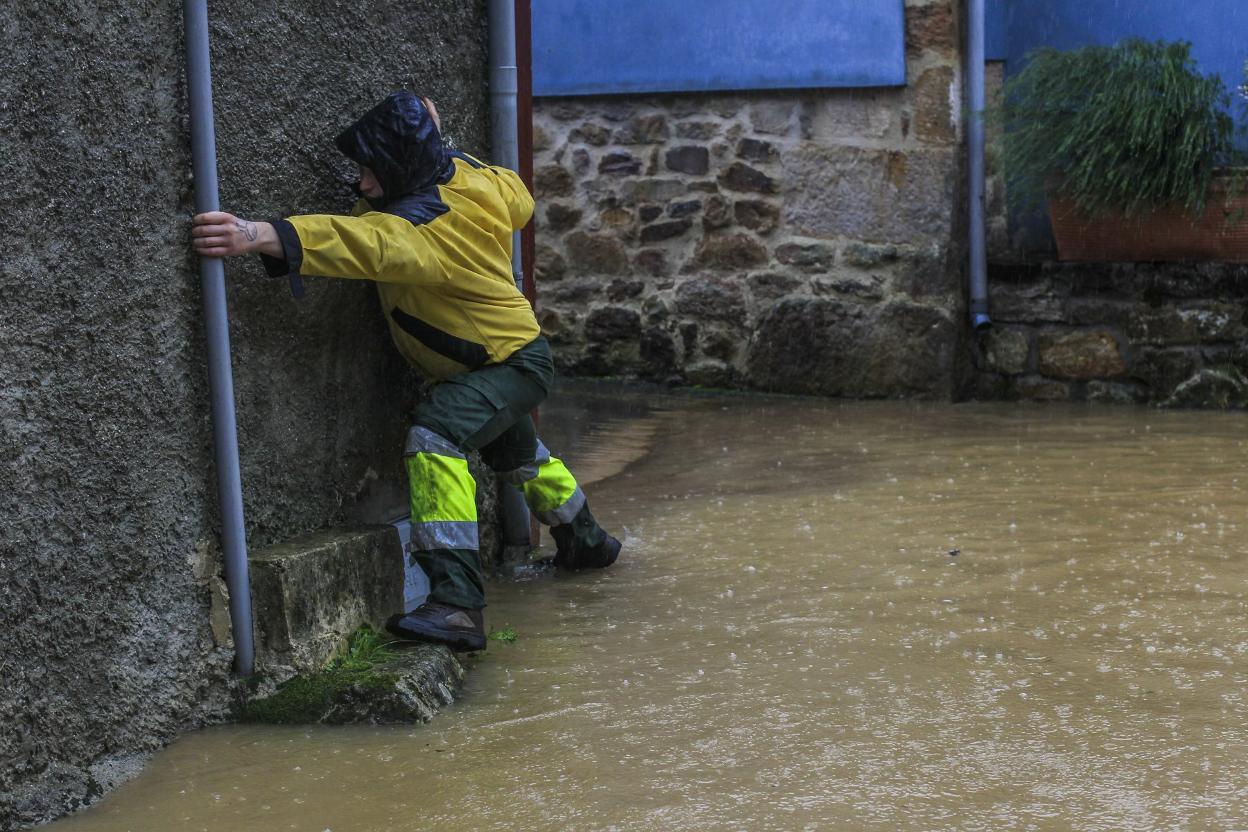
top-left (42, 389), bottom-right (1248, 831)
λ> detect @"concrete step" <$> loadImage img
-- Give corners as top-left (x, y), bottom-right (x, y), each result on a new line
top-left (249, 524), bottom-right (411, 676)
top-left (244, 524), bottom-right (466, 724)
top-left (242, 639), bottom-right (464, 725)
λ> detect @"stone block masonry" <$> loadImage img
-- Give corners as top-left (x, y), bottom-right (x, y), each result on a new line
top-left (976, 262), bottom-right (1248, 407)
top-left (532, 0), bottom-right (966, 398)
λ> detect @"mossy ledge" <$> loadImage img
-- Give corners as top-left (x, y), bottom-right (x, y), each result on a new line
top-left (243, 628), bottom-right (466, 725)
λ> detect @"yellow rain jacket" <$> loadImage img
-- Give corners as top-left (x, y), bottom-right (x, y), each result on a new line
top-left (264, 93), bottom-right (540, 382)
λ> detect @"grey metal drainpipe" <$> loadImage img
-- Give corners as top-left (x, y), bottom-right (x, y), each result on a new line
top-left (489, 0), bottom-right (523, 294)
top-left (183, 0), bottom-right (256, 675)
top-left (488, 0), bottom-right (534, 548)
top-left (968, 0), bottom-right (991, 331)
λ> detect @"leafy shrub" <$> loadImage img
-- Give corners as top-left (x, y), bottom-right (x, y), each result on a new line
top-left (998, 39), bottom-right (1241, 217)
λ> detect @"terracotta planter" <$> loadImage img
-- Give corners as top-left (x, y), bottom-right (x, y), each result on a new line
top-left (1048, 178), bottom-right (1248, 262)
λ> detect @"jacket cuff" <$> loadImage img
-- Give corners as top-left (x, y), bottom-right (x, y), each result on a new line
top-left (259, 218), bottom-right (304, 277)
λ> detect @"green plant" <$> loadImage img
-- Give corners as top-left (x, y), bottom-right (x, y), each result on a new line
top-left (338, 626), bottom-right (397, 670)
top-left (997, 39), bottom-right (1241, 217)
top-left (487, 624), bottom-right (519, 644)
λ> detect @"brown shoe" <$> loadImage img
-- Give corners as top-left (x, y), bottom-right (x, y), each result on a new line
top-left (385, 602), bottom-right (486, 652)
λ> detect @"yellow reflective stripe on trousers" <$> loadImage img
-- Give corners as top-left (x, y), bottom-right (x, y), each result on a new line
top-left (406, 452), bottom-right (478, 550)
top-left (522, 455), bottom-right (585, 525)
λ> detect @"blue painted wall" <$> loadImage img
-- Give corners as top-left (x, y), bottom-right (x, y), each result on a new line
top-left (984, 1), bottom-right (1248, 250)
top-left (533, 0), bottom-right (906, 97)
top-left (987, 0), bottom-right (1246, 125)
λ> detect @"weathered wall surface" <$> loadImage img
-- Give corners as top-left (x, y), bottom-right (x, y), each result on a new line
top-left (531, 0), bottom-right (968, 398)
top-left (0, 2), bottom-right (488, 828)
top-left (975, 262), bottom-right (1248, 406)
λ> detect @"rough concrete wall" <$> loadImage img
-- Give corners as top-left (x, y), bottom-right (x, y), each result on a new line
top-left (531, 0), bottom-right (967, 398)
top-left (0, 1), bottom-right (488, 828)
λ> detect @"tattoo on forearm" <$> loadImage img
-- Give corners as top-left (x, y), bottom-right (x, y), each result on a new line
top-left (236, 219), bottom-right (258, 242)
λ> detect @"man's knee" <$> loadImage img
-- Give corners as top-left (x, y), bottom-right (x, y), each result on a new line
top-left (480, 417), bottom-right (539, 475)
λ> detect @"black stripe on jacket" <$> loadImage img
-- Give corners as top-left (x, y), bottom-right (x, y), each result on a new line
top-left (389, 307), bottom-right (489, 369)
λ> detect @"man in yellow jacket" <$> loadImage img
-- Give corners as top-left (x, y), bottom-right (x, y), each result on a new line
top-left (192, 91), bottom-right (620, 652)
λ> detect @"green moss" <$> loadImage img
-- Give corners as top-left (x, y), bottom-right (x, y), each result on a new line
top-left (243, 626), bottom-right (402, 724)
top-left (357, 671), bottom-right (401, 690)
top-left (243, 673), bottom-right (357, 724)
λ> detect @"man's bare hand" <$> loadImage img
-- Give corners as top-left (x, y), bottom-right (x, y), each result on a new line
top-left (192, 212), bottom-right (280, 258)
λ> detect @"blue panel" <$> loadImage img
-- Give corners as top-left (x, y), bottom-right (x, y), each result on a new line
top-left (985, 0), bottom-right (1007, 61)
top-left (533, 0), bottom-right (906, 97)
top-left (999, 0), bottom-right (1247, 132)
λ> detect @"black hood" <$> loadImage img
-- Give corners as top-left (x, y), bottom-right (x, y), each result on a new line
top-left (335, 92), bottom-right (451, 206)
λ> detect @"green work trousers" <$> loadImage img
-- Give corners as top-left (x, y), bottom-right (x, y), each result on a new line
top-left (405, 336), bottom-right (592, 610)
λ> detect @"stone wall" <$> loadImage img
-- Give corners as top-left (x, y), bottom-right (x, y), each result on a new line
top-left (0, 2), bottom-right (488, 828)
top-left (977, 262), bottom-right (1248, 405)
top-left (531, 0), bottom-right (969, 398)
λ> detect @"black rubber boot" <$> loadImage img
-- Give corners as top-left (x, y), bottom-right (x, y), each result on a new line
top-left (386, 601), bottom-right (486, 652)
top-left (551, 502), bottom-right (621, 570)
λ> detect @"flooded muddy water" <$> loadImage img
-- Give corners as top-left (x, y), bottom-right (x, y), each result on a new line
top-left (43, 389), bottom-right (1248, 831)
